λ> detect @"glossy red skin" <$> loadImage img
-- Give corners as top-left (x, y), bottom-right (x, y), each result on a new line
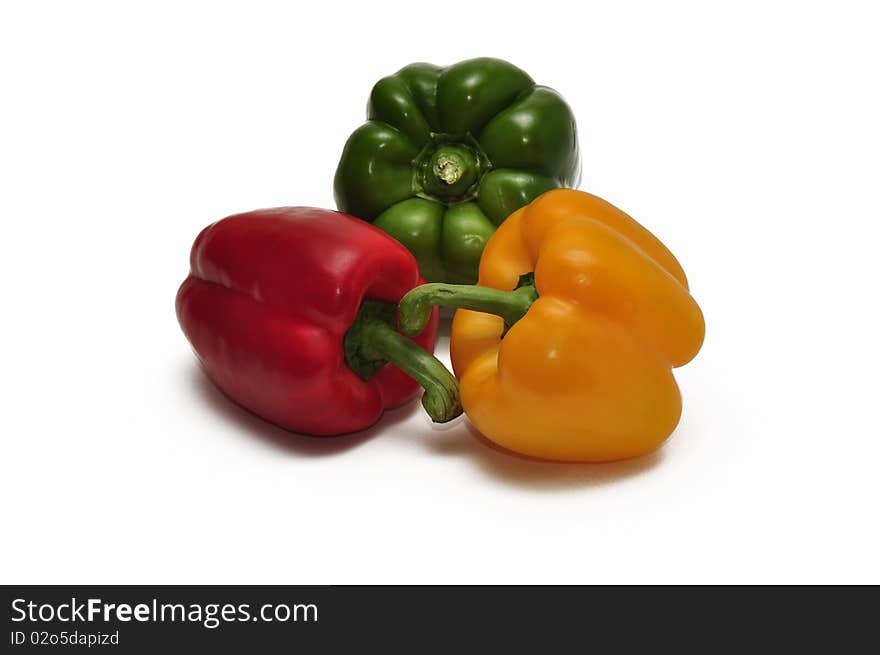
top-left (176, 207), bottom-right (439, 436)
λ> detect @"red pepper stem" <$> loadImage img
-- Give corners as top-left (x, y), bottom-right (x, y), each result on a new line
top-left (344, 300), bottom-right (461, 423)
top-left (397, 282), bottom-right (538, 337)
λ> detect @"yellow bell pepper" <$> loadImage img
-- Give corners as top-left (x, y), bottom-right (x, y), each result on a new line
top-left (398, 189), bottom-right (705, 462)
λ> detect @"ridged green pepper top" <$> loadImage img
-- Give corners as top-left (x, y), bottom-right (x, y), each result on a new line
top-left (334, 58), bottom-right (580, 284)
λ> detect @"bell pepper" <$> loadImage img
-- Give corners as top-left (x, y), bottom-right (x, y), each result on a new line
top-left (176, 207), bottom-right (461, 436)
top-left (334, 57), bottom-right (580, 285)
top-left (398, 189), bottom-right (705, 462)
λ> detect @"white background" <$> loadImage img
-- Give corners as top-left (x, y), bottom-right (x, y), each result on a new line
top-left (2, 1), bottom-right (878, 584)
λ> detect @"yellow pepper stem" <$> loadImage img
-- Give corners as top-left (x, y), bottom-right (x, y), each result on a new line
top-left (397, 279), bottom-right (538, 337)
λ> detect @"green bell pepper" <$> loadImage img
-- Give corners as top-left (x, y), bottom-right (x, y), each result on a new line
top-left (334, 57), bottom-right (580, 283)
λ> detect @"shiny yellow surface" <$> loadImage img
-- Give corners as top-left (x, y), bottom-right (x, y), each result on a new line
top-left (451, 189), bottom-right (705, 462)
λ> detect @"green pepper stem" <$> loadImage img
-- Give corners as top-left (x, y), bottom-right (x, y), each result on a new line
top-left (344, 300), bottom-right (461, 423)
top-left (413, 136), bottom-right (490, 203)
top-left (397, 282), bottom-right (538, 337)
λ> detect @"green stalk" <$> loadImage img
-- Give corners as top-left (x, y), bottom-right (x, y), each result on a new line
top-left (344, 300), bottom-right (461, 423)
top-left (397, 276), bottom-right (538, 337)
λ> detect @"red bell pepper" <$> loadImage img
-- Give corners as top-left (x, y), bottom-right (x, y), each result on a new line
top-left (176, 207), bottom-right (461, 435)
